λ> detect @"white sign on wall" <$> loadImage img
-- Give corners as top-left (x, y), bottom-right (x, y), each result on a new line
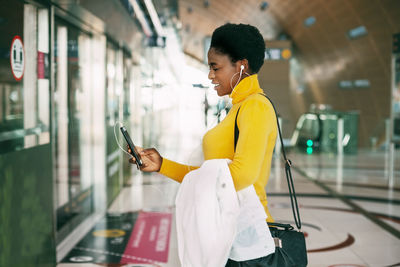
top-left (10, 35), bottom-right (25, 81)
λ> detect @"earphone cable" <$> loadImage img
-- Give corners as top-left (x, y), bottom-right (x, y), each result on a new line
top-left (230, 70), bottom-right (251, 96)
top-left (114, 121), bottom-right (133, 157)
top-left (114, 121), bottom-right (171, 204)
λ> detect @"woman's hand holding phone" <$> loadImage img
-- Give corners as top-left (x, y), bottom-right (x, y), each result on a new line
top-left (128, 146), bottom-right (163, 172)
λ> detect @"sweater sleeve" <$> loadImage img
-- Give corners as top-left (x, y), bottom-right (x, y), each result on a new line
top-left (228, 98), bottom-right (275, 191)
top-left (158, 158), bottom-right (199, 183)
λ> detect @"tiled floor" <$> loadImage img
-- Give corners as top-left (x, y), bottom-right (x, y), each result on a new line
top-left (57, 87), bottom-right (400, 267)
top-left (57, 152), bottom-right (400, 267)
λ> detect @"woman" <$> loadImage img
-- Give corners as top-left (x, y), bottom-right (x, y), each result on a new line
top-left (130, 23), bottom-right (278, 265)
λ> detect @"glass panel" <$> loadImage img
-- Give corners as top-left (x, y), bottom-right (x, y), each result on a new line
top-left (79, 33), bottom-right (92, 191)
top-left (90, 34), bottom-right (107, 213)
top-left (54, 24), bottom-right (69, 212)
top-left (67, 26), bottom-right (84, 202)
top-left (123, 55), bottom-right (132, 121)
top-left (122, 53), bottom-right (132, 183)
top-left (37, 8), bottom-right (50, 144)
top-left (54, 20), bottom-right (93, 241)
top-left (23, 4), bottom-right (38, 147)
top-left (0, 2), bottom-right (49, 154)
top-left (0, 2), bottom-right (55, 265)
top-left (106, 43), bottom-right (122, 204)
top-left (106, 44), bottom-right (118, 126)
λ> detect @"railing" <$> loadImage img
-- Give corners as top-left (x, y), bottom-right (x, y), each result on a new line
top-left (0, 125), bottom-right (48, 142)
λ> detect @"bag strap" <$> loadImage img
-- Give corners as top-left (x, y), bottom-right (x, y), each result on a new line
top-left (234, 93), bottom-right (302, 230)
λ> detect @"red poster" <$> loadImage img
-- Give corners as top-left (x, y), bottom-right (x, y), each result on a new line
top-left (37, 51), bottom-right (45, 79)
top-left (120, 211), bottom-right (172, 264)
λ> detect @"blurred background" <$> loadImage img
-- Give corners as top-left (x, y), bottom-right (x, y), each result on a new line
top-left (0, 0), bottom-right (399, 266)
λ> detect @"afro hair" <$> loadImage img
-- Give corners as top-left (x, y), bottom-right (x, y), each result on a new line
top-left (210, 23), bottom-right (265, 73)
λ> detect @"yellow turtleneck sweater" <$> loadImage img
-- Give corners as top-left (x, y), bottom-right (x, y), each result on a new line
top-left (159, 74), bottom-right (277, 222)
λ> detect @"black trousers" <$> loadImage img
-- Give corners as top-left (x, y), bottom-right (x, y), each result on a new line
top-left (225, 255), bottom-right (272, 267)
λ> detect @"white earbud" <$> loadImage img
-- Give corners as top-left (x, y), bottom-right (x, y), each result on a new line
top-left (240, 65), bottom-right (244, 70)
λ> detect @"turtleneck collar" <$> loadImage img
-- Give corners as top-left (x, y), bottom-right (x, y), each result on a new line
top-left (230, 74), bottom-right (263, 105)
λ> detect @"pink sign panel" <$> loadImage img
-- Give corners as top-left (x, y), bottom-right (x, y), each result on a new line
top-left (37, 51), bottom-right (45, 79)
top-left (121, 211), bottom-right (172, 264)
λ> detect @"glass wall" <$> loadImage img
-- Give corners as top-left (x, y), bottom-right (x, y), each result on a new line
top-left (0, 0), bottom-right (139, 254)
top-left (105, 41), bottom-right (123, 205)
top-left (0, 1), bottom-right (56, 265)
top-left (54, 19), bottom-right (94, 242)
top-left (122, 53), bottom-right (133, 184)
top-left (0, 0), bottom-right (24, 153)
top-left (0, 0), bottom-right (50, 154)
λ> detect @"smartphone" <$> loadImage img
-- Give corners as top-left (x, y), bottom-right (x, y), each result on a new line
top-left (120, 126), bottom-right (143, 168)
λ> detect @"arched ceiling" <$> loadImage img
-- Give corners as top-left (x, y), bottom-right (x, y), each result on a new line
top-left (178, 0), bottom-right (280, 60)
top-left (176, 0), bottom-right (400, 147)
top-left (178, 0), bottom-right (399, 65)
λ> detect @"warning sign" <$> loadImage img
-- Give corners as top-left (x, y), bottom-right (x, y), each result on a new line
top-left (120, 211), bottom-right (172, 264)
top-left (10, 36), bottom-right (25, 81)
top-left (61, 211), bottom-right (172, 265)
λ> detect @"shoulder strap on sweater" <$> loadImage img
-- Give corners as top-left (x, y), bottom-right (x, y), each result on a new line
top-left (234, 94), bottom-right (288, 161)
top-left (233, 93), bottom-right (302, 230)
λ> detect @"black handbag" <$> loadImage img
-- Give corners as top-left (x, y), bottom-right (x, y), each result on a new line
top-left (234, 94), bottom-right (308, 267)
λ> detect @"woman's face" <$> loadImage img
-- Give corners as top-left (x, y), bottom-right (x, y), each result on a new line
top-left (207, 47), bottom-right (241, 96)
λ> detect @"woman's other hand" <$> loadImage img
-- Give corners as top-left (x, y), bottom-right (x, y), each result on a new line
top-left (128, 146), bottom-right (163, 172)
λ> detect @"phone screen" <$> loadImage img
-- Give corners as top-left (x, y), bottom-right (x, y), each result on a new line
top-left (120, 126), bottom-right (143, 168)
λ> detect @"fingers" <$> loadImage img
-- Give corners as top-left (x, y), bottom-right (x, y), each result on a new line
top-left (127, 147), bottom-right (161, 172)
top-left (127, 145), bottom-right (143, 155)
top-left (138, 148), bottom-right (150, 157)
top-left (129, 157), bottom-right (148, 171)
top-left (139, 148), bottom-right (157, 156)
top-left (129, 157), bottom-right (136, 164)
top-left (129, 157), bottom-right (142, 170)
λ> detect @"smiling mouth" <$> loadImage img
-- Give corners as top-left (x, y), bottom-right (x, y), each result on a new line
top-left (214, 84), bottom-right (220, 89)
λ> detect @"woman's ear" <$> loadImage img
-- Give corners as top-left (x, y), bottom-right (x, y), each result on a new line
top-left (237, 59), bottom-right (249, 73)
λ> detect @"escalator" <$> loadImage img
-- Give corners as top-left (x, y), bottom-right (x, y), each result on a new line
top-left (290, 110), bottom-right (359, 154)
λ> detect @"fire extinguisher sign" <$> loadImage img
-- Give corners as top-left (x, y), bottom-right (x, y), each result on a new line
top-left (10, 35), bottom-right (25, 81)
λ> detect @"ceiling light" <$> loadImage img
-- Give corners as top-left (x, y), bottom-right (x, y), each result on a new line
top-left (347, 26), bottom-right (368, 40)
top-left (304, 16), bottom-right (316, 27)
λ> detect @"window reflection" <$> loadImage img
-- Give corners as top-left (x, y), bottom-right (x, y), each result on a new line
top-left (54, 21), bottom-right (93, 242)
top-left (0, 3), bottom-right (49, 154)
top-left (105, 42), bottom-right (123, 205)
